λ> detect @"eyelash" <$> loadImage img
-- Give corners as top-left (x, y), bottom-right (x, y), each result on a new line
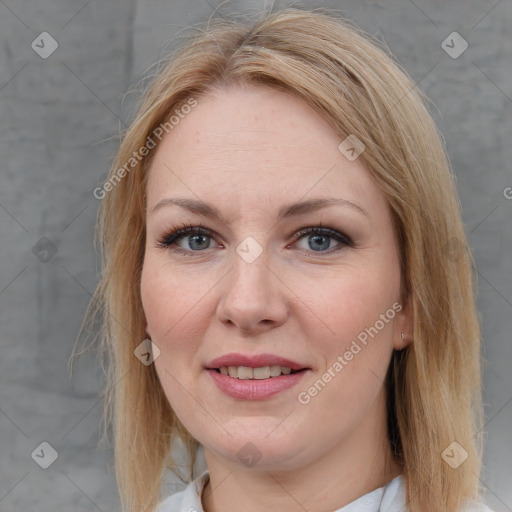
top-left (155, 221), bottom-right (354, 256)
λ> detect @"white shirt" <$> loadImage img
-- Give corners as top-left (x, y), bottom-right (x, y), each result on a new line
top-left (156, 471), bottom-right (495, 512)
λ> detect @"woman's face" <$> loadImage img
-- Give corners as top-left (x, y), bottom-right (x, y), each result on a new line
top-left (141, 84), bottom-right (410, 473)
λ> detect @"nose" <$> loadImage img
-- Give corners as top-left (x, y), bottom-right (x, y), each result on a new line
top-left (216, 248), bottom-right (289, 336)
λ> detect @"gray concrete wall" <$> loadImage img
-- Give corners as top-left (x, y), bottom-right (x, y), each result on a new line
top-left (0, 1), bottom-right (510, 510)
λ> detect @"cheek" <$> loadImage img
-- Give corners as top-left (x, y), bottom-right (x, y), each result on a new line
top-left (294, 274), bottom-right (398, 429)
top-left (140, 263), bottom-right (221, 443)
top-left (141, 260), bottom-right (172, 337)
top-left (305, 265), bottom-right (400, 376)
top-left (140, 259), bottom-right (202, 417)
top-left (141, 258), bottom-right (190, 352)
top-left (140, 255), bottom-right (215, 366)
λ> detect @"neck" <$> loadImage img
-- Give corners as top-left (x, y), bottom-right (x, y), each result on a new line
top-left (201, 388), bottom-right (402, 512)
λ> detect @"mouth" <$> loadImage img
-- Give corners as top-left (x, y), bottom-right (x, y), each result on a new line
top-left (205, 352), bottom-right (310, 378)
top-left (206, 366), bottom-right (310, 401)
top-left (211, 365), bottom-right (306, 379)
top-left (204, 353), bottom-right (310, 399)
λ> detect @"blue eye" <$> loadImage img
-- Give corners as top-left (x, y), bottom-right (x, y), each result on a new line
top-left (156, 222), bottom-right (217, 253)
top-left (292, 225), bottom-right (353, 253)
top-left (156, 222), bottom-right (353, 255)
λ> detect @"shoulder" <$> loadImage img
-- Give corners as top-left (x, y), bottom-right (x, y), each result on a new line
top-left (460, 501), bottom-right (496, 512)
top-left (381, 474), bottom-right (495, 512)
top-left (156, 492), bottom-right (184, 512)
top-left (156, 486), bottom-right (196, 512)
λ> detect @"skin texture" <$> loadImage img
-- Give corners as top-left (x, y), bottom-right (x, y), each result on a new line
top-left (140, 84), bottom-right (413, 512)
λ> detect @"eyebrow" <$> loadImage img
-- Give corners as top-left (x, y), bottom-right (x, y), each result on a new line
top-left (150, 196), bottom-right (368, 222)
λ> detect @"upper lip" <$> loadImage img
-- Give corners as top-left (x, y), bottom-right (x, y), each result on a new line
top-left (206, 353), bottom-right (309, 371)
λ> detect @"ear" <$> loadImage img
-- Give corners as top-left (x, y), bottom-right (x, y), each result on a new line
top-left (393, 296), bottom-right (413, 350)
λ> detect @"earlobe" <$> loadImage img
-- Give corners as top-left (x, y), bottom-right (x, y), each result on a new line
top-left (397, 331), bottom-right (412, 350)
top-left (394, 299), bottom-right (413, 350)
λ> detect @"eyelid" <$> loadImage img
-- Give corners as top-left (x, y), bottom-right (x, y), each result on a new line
top-left (155, 221), bottom-right (354, 256)
top-left (292, 223), bottom-right (353, 245)
top-left (155, 222), bottom-right (216, 249)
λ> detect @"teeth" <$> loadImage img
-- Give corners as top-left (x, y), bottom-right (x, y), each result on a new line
top-left (253, 366), bottom-right (270, 379)
top-left (220, 365), bottom-right (297, 379)
top-left (237, 366), bottom-right (254, 379)
top-left (270, 364), bottom-right (282, 377)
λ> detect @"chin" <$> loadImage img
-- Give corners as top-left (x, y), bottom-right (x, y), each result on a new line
top-left (203, 431), bottom-right (305, 471)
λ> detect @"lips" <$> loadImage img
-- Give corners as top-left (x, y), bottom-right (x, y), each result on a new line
top-left (206, 353), bottom-right (309, 371)
top-left (204, 352), bottom-right (311, 400)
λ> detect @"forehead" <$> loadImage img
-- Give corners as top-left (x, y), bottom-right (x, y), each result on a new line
top-left (146, 85), bottom-right (385, 217)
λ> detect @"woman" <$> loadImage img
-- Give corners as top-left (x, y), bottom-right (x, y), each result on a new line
top-left (77, 7), bottom-right (493, 512)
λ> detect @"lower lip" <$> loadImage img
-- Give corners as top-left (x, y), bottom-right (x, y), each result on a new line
top-left (206, 369), bottom-right (309, 400)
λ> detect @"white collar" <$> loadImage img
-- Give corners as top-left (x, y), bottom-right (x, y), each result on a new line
top-left (157, 472), bottom-right (407, 512)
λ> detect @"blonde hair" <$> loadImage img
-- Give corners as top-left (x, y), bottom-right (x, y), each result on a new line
top-left (74, 7), bottom-right (485, 512)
